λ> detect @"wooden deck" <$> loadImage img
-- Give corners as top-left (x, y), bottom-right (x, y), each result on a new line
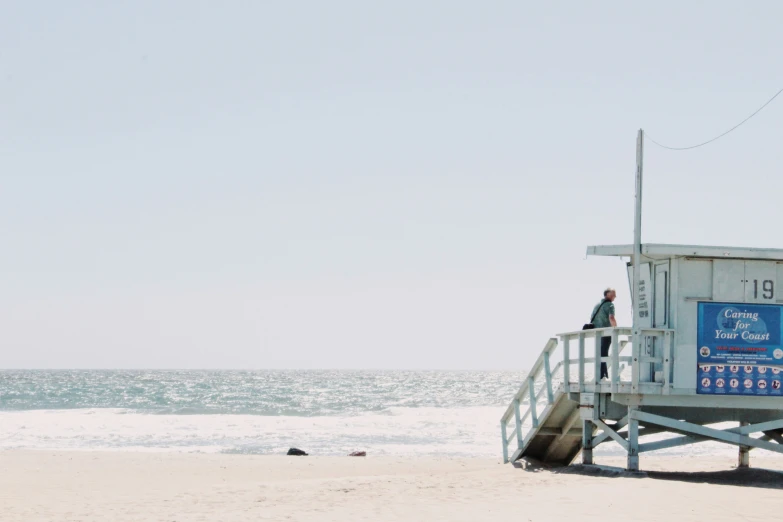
top-left (500, 327), bottom-right (783, 470)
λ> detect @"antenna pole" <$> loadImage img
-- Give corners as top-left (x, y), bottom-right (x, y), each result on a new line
top-left (632, 129), bottom-right (644, 390)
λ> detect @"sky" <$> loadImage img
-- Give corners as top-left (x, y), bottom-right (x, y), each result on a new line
top-left (2, 1), bottom-right (783, 369)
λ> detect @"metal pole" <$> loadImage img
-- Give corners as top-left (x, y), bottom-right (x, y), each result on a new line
top-left (631, 129), bottom-right (644, 391)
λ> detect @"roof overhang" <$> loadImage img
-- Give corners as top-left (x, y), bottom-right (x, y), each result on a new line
top-left (587, 243), bottom-right (783, 262)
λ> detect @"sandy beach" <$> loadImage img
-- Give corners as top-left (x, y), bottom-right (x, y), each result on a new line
top-left (1, 451), bottom-right (782, 521)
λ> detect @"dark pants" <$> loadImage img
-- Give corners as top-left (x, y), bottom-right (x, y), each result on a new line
top-left (600, 336), bottom-right (611, 379)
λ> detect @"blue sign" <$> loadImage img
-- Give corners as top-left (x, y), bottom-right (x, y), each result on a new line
top-left (697, 302), bottom-right (783, 366)
top-left (697, 364), bottom-right (783, 396)
top-left (697, 302), bottom-right (783, 396)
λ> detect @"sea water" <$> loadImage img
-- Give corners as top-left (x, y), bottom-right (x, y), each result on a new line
top-left (0, 370), bottom-right (765, 458)
top-left (0, 370), bottom-right (519, 457)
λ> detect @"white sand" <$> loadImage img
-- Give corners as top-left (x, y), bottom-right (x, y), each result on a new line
top-left (1, 451), bottom-right (782, 521)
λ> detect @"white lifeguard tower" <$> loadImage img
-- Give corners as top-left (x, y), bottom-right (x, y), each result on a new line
top-left (500, 131), bottom-right (783, 471)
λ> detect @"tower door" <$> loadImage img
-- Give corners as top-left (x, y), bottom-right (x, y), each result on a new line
top-left (652, 261), bottom-right (670, 383)
top-left (654, 262), bottom-right (669, 328)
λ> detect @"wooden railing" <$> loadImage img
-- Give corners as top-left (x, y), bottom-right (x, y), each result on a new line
top-left (500, 327), bottom-right (675, 463)
top-left (499, 338), bottom-right (559, 463)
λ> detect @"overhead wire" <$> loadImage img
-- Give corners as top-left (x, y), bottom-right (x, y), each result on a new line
top-left (645, 86), bottom-right (783, 151)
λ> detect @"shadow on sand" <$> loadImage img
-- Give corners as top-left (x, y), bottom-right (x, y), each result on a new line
top-left (513, 458), bottom-right (783, 489)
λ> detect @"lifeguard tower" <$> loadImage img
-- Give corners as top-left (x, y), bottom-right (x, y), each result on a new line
top-left (499, 131), bottom-right (783, 471)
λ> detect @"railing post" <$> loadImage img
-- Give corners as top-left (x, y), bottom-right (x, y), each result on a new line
top-left (578, 333), bottom-right (586, 391)
top-left (528, 377), bottom-right (538, 428)
top-left (631, 333), bottom-right (641, 393)
top-left (514, 399), bottom-right (523, 449)
top-left (544, 351), bottom-right (554, 404)
top-left (563, 336), bottom-right (570, 386)
top-left (611, 329), bottom-right (620, 393)
top-left (594, 330), bottom-right (602, 385)
top-left (501, 421), bottom-right (509, 463)
top-left (663, 330), bottom-right (672, 395)
top-left (631, 334), bottom-right (644, 393)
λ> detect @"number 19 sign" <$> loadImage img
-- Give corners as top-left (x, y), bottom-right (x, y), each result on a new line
top-left (751, 279), bottom-right (775, 300)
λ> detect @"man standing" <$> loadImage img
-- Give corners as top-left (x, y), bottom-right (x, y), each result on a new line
top-left (591, 288), bottom-right (617, 380)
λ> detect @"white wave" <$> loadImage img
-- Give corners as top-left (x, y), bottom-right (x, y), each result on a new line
top-left (3, 408), bottom-right (777, 459)
top-left (0, 407), bottom-right (504, 457)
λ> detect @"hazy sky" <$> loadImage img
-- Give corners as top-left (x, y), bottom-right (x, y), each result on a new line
top-left (2, 2), bottom-right (783, 369)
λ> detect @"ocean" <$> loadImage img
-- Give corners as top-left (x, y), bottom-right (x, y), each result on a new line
top-left (0, 370), bottom-right (520, 457)
top-left (0, 370), bottom-right (765, 459)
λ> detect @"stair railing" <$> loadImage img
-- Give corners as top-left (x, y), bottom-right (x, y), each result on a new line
top-left (500, 327), bottom-right (675, 463)
top-left (500, 337), bottom-right (560, 463)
